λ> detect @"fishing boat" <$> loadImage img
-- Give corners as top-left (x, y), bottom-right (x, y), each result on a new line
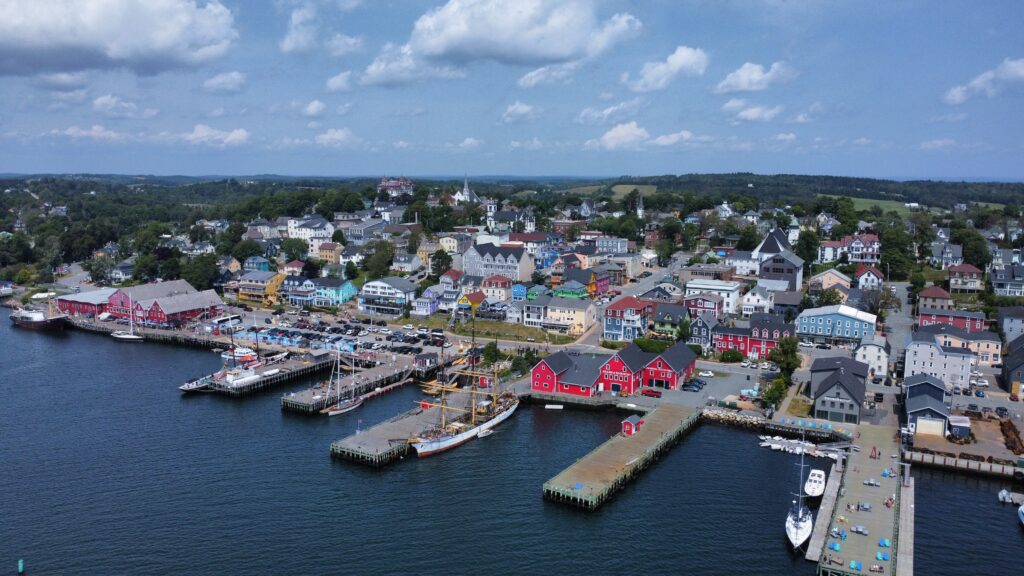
top-left (9, 301), bottom-right (67, 331)
top-left (111, 295), bottom-right (144, 341)
top-left (410, 350), bottom-right (519, 457)
top-left (179, 377), bottom-right (212, 393)
top-left (786, 446), bottom-right (814, 549)
top-left (221, 346), bottom-right (257, 362)
top-left (1018, 503), bottom-right (1024, 527)
top-left (320, 348), bottom-right (363, 417)
top-left (804, 469), bottom-right (826, 498)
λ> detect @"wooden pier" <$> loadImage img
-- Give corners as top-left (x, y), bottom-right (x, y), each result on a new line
top-left (542, 404), bottom-right (699, 510)
top-left (68, 317), bottom-right (247, 350)
top-left (805, 461), bottom-right (845, 562)
top-left (195, 351), bottom-right (336, 397)
top-left (329, 390), bottom-right (474, 467)
top-left (896, 477), bottom-right (914, 576)
top-left (902, 450), bottom-right (1022, 479)
top-left (815, 424), bottom-right (904, 576)
top-left (281, 356), bottom-right (415, 414)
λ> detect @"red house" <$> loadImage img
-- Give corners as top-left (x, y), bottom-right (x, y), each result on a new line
top-left (622, 415), bottom-right (644, 436)
top-left (596, 345), bottom-right (651, 395)
top-left (918, 307), bottom-right (988, 333)
top-left (712, 313), bottom-right (795, 359)
top-left (640, 341), bottom-right (698, 389)
top-left (530, 351), bottom-right (607, 397)
top-left (683, 292), bottom-right (724, 320)
top-left (56, 287), bottom-right (117, 317)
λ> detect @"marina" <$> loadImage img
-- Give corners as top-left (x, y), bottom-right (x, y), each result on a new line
top-left (281, 355), bottom-right (415, 414)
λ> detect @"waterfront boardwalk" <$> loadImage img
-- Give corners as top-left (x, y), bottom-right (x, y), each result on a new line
top-left (816, 424), bottom-right (903, 576)
top-left (805, 462), bottom-right (844, 562)
top-left (897, 477), bottom-right (915, 576)
top-left (282, 356), bottom-right (415, 414)
top-left (330, 390), bottom-right (474, 466)
top-left (543, 404), bottom-right (698, 510)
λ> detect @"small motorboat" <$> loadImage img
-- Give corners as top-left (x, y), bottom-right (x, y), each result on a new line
top-left (544, 404), bottom-right (563, 410)
top-left (998, 489), bottom-right (1013, 503)
top-left (478, 429), bottom-right (494, 438)
top-left (805, 469), bottom-right (826, 498)
top-left (111, 330), bottom-right (144, 342)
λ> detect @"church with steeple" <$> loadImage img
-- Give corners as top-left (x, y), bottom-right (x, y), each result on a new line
top-left (453, 174), bottom-right (481, 205)
top-left (636, 191), bottom-right (645, 219)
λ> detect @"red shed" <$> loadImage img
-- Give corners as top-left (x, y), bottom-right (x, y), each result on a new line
top-left (622, 415), bottom-right (644, 436)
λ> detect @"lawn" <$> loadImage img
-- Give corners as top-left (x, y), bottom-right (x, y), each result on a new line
top-left (915, 265), bottom-right (948, 285)
top-left (407, 314), bottom-right (574, 344)
top-left (562, 185), bottom-right (604, 196)
top-left (817, 194), bottom-right (912, 217)
top-left (786, 396), bottom-right (814, 418)
top-left (611, 184), bottom-right (657, 199)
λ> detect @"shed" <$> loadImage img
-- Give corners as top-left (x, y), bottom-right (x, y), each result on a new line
top-left (622, 415), bottom-right (644, 436)
top-left (948, 415), bottom-right (971, 439)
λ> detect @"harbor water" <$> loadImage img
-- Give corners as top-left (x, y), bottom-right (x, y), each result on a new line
top-left (1, 312), bottom-right (1020, 574)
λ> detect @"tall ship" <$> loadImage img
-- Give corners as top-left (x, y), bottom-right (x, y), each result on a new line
top-left (9, 300), bottom-right (67, 331)
top-left (320, 348), bottom-right (364, 416)
top-left (410, 352), bottom-right (519, 457)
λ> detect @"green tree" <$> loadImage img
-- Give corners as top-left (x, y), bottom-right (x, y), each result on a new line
top-left (950, 227), bottom-right (992, 269)
top-left (407, 230), bottom-right (422, 255)
top-left (909, 272), bottom-right (926, 293)
top-left (83, 256), bottom-right (115, 283)
top-left (158, 257), bottom-right (181, 280)
top-left (721, 349), bottom-right (744, 363)
top-left (365, 240), bottom-right (394, 280)
top-left (655, 239), bottom-right (675, 266)
top-left (231, 240), bottom-right (263, 263)
top-left (344, 261), bottom-right (359, 280)
top-left (769, 337), bottom-right (801, 385)
top-left (332, 229), bottom-right (347, 244)
top-left (430, 249), bottom-right (453, 278)
top-left (816, 288), bottom-right (843, 307)
top-left (216, 222), bottom-right (246, 255)
top-left (181, 254), bottom-right (219, 290)
top-left (676, 318), bottom-right (691, 342)
top-left (660, 217), bottom-right (683, 245)
top-left (794, 230), bottom-right (820, 271)
top-left (482, 341), bottom-right (501, 365)
top-left (762, 377), bottom-right (787, 408)
top-left (531, 270), bottom-right (547, 285)
top-left (735, 225), bottom-right (760, 251)
top-left (281, 238), bottom-right (308, 261)
top-left (133, 254), bottom-right (158, 281)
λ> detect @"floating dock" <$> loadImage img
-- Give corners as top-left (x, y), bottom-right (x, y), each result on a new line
top-left (542, 404), bottom-right (699, 510)
top-left (281, 356), bottom-right (415, 414)
top-left (329, 389), bottom-right (474, 467)
top-left (815, 424), bottom-right (904, 576)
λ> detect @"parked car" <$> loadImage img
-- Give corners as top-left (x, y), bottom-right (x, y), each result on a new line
top-left (967, 403), bottom-right (980, 412)
top-left (380, 328), bottom-right (392, 335)
top-left (698, 370), bottom-right (714, 378)
top-left (815, 343), bottom-right (832, 350)
top-left (640, 388), bottom-right (662, 398)
top-left (1011, 394), bottom-right (1020, 402)
top-left (975, 389), bottom-right (986, 398)
top-left (995, 407), bottom-right (1009, 418)
top-left (799, 341), bottom-right (813, 348)
top-left (759, 362), bottom-right (770, 370)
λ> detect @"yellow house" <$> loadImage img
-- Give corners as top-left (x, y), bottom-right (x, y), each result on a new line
top-left (545, 297), bottom-right (596, 336)
top-left (417, 240), bottom-right (441, 268)
top-left (457, 291), bottom-right (486, 314)
top-left (238, 271), bottom-right (285, 306)
top-left (318, 242), bottom-right (342, 265)
top-left (439, 236), bottom-right (459, 255)
top-left (922, 324), bottom-right (1002, 366)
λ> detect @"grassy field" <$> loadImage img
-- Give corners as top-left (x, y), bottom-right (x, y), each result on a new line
top-left (562, 185), bottom-right (603, 196)
top-left (611, 184), bottom-right (657, 199)
top-left (818, 194), bottom-right (912, 216)
top-left (410, 314), bottom-right (574, 344)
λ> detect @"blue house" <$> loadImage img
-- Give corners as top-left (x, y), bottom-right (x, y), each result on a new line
top-left (283, 275), bottom-right (314, 307)
top-left (412, 286), bottom-right (441, 317)
top-left (537, 247), bottom-right (558, 269)
top-left (312, 278), bottom-right (357, 307)
top-left (795, 304), bottom-right (877, 343)
top-left (244, 256), bottom-right (270, 272)
top-left (511, 283), bottom-right (529, 302)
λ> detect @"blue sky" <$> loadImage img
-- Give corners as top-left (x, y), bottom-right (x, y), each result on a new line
top-left (0, 0), bottom-right (1022, 179)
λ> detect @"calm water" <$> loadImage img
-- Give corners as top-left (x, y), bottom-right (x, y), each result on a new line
top-left (1, 311), bottom-right (1020, 575)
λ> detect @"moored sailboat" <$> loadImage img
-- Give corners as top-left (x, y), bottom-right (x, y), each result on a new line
top-left (786, 446), bottom-right (814, 549)
top-left (321, 348), bottom-right (364, 416)
top-left (111, 294), bottom-right (144, 342)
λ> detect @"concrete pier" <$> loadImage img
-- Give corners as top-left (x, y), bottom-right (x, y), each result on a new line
top-left (806, 461), bottom-right (844, 562)
top-left (542, 404), bottom-right (698, 510)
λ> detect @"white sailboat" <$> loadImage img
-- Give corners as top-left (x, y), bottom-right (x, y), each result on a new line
top-left (322, 348), bottom-right (363, 416)
top-left (804, 469), bottom-right (826, 498)
top-left (1018, 503), bottom-right (1024, 527)
top-left (111, 294), bottom-right (144, 342)
top-left (786, 448), bottom-right (814, 549)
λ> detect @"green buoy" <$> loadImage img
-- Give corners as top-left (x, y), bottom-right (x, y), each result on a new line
top-left (18, 559), bottom-right (24, 574)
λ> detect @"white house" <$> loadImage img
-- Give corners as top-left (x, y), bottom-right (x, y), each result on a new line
top-left (357, 277), bottom-right (417, 316)
top-left (741, 286), bottom-right (774, 317)
top-left (391, 253), bottom-right (422, 273)
top-left (287, 215), bottom-right (335, 254)
top-left (854, 334), bottom-right (890, 379)
top-left (684, 279), bottom-right (742, 315)
top-left (855, 265), bottom-right (884, 290)
top-left (904, 330), bottom-right (974, 389)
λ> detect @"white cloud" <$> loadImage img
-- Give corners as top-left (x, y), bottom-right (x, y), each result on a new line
top-left (51, 124), bottom-right (126, 142)
top-left (180, 124), bottom-right (250, 147)
top-left (306, 121), bottom-right (321, 129)
top-left (774, 132), bottom-right (796, 141)
top-left (502, 101), bottom-right (539, 123)
top-left (364, 0), bottom-right (640, 87)
top-left (930, 112), bottom-right (968, 123)
top-left (722, 98), bottom-right (782, 122)
top-left (649, 129), bottom-right (693, 146)
top-left (335, 102), bottom-right (353, 115)
top-left (621, 45), bottom-right (708, 92)
top-left (458, 137), bottom-right (483, 150)
top-left (715, 61), bottom-right (796, 93)
top-left (510, 137), bottom-right (544, 150)
top-left (585, 121), bottom-right (649, 150)
top-left (47, 89), bottom-right (88, 111)
top-left (280, 4), bottom-right (318, 54)
top-left (360, 42), bottom-right (465, 86)
top-left (852, 137), bottom-right (871, 146)
top-left (34, 72), bottom-right (89, 90)
top-left (792, 102), bottom-right (824, 123)
top-left (944, 58), bottom-right (1024, 104)
top-left (920, 138), bottom-right (955, 150)
top-left (315, 127), bottom-right (360, 147)
top-left (327, 33), bottom-right (363, 57)
top-left (92, 94), bottom-right (158, 119)
top-left (203, 71), bottom-right (246, 94)
top-left (302, 99), bottom-right (326, 117)
top-left (393, 140), bottom-right (410, 149)
top-left (0, 0), bottom-right (237, 75)
top-left (326, 71), bottom-right (352, 92)
top-left (575, 97), bottom-right (643, 125)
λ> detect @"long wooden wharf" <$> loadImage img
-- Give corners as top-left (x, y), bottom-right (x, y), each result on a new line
top-left (815, 424), bottom-right (904, 576)
top-left (902, 450), bottom-right (1021, 478)
top-left (69, 317), bottom-right (254, 350)
top-left (281, 356), bottom-right (415, 414)
top-left (329, 390), bottom-right (474, 466)
top-left (806, 461), bottom-right (845, 562)
top-left (197, 351), bottom-right (335, 397)
top-left (542, 404), bottom-right (699, 510)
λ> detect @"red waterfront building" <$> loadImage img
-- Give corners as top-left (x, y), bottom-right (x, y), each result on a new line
top-left (712, 313), bottom-right (795, 359)
top-left (918, 307), bottom-right (988, 333)
top-left (58, 280), bottom-right (224, 327)
top-left (530, 341), bottom-right (696, 397)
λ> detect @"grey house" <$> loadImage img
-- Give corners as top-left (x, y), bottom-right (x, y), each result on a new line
top-left (903, 374), bottom-right (949, 437)
top-left (811, 357), bottom-right (869, 424)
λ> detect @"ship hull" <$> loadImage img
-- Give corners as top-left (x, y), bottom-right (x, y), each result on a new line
top-left (412, 401), bottom-right (519, 457)
top-left (10, 316), bottom-right (66, 331)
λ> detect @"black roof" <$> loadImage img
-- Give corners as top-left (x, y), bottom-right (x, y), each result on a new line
top-left (541, 351), bottom-right (573, 374)
top-left (473, 243), bottom-right (526, 259)
top-left (811, 356), bottom-right (869, 380)
top-left (905, 393), bottom-right (948, 417)
top-left (813, 368), bottom-right (867, 403)
top-left (654, 303), bottom-right (689, 323)
top-left (904, 373), bottom-right (946, 395)
top-left (660, 341), bottom-right (697, 372)
top-left (616, 343), bottom-right (657, 372)
top-left (560, 354), bottom-right (613, 387)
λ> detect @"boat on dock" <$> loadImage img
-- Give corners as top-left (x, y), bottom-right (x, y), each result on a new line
top-left (804, 469), bottom-right (826, 498)
top-left (180, 378), bottom-right (212, 393)
top-left (786, 447), bottom-right (814, 549)
top-left (221, 346), bottom-right (257, 362)
top-left (111, 294), bottom-right (144, 341)
top-left (320, 348), bottom-right (364, 417)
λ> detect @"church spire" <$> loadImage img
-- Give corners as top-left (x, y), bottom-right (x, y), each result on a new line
top-left (636, 190), bottom-right (645, 219)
